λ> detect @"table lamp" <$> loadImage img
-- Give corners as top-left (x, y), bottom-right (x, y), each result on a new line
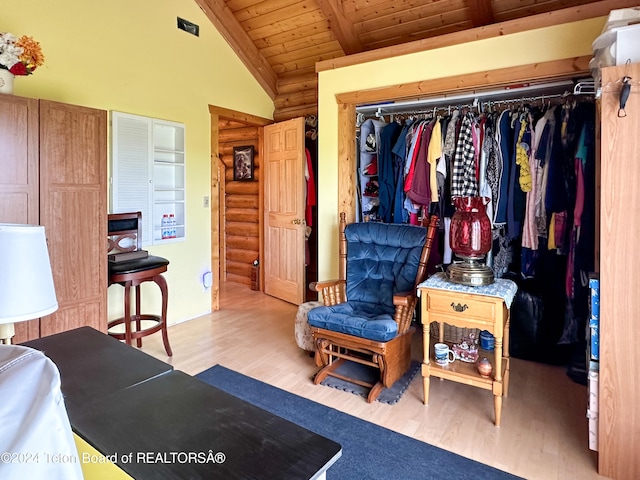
top-left (0, 224), bottom-right (58, 344)
top-left (446, 196), bottom-right (495, 286)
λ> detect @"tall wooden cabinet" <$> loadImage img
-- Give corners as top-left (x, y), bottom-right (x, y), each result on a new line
top-left (0, 93), bottom-right (107, 343)
top-left (598, 63), bottom-right (640, 480)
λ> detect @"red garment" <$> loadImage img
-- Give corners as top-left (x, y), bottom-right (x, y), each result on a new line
top-left (403, 123), bottom-right (425, 192)
top-left (305, 148), bottom-right (316, 227)
top-left (554, 211), bottom-right (567, 248)
top-left (408, 121), bottom-right (434, 205)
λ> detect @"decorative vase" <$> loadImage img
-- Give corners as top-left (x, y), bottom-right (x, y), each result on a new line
top-left (477, 357), bottom-right (493, 378)
top-left (0, 69), bottom-right (15, 94)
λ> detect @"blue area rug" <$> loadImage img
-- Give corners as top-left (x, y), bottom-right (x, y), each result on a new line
top-left (196, 365), bottom-right (522, 480)
top-left (319, 360), bottom-right (420, 404)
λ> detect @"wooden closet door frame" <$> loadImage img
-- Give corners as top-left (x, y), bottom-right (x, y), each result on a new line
top-left (335, 56), bottom-right (592, 224)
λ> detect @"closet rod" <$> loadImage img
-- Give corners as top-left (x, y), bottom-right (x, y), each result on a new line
top-left (356, 79), bottom-right (577, 115)
top-left (383, 93), bottom-right (567, 118)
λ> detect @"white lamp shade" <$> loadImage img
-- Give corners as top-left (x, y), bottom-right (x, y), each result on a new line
top-left (0, 224), bottom-right (58, 324)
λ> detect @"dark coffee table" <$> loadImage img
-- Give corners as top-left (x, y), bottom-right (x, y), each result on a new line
top-left (72, 370), bottom-right (342, 479)
top-left (24, 327), bottom-right (341, 479)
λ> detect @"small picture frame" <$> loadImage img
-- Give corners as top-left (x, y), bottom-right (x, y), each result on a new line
top-left (233, 145), bottom-right (255, 181)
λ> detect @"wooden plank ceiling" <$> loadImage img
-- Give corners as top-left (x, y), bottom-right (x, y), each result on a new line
top-left (194, 0), bottom-right (636, 120)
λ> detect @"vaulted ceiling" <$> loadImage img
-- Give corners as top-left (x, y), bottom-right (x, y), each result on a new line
top-left (194, 0), bottom-right (637, 120)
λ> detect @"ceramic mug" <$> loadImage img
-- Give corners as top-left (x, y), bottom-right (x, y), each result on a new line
top-left (434, 343), bottom-right (455, 366)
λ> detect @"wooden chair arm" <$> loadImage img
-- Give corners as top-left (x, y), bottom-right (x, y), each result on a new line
top-left (309, 280), bottom-right (347, 306)
top-left (393, 292), bottom-right (418, 335)
top-left (392, 291), bottom-right (413, 307)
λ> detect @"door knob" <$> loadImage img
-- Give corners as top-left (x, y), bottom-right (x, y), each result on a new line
top-left (292, 218), bottom-right (301, 225)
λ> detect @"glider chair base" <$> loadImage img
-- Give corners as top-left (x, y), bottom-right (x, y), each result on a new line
top-left (311, 326), bottom-right (415, 403)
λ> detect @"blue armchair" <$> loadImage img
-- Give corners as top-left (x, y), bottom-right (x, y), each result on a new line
top-left (308, 213), bottom-right (438, 402)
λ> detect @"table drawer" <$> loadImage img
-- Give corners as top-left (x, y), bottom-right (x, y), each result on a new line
top-left (425, 291), bottom-right (496, 320)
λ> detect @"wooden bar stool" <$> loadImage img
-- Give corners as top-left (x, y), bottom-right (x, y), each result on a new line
top-left (107, 212), bottom-right (172, 356)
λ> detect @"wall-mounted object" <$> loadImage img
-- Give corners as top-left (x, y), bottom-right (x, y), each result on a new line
top-left (233, 145), bottom-right (255, 181)
top-left (203, 271), bottom-right (212, 289)
top-left (177, 17), bottom-right (199, 37)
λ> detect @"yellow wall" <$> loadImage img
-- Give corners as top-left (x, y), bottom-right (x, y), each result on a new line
top-left (316, 18), bottom-right (605, 281)
top-left (4, 0), bottom-right (274, 326)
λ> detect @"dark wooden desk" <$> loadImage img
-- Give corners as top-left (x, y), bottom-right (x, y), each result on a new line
top-left (24, 327), bottom-right (341, 479)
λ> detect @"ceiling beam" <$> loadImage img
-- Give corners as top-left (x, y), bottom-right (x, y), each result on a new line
top-left (194, 0), bottom-right (279, 99)
top-left (468, 0), bottom-right (495, 28)
top-left (314, 0), bottom-right (364, 55)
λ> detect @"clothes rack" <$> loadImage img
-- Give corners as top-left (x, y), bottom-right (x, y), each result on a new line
top-left (356, 78), bottom-right (592, 118)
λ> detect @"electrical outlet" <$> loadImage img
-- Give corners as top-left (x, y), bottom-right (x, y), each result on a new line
top-left (203, 196), bottom-right (209, 208)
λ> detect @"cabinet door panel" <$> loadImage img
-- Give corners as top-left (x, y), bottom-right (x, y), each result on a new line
top-left (0, 95), bottom-right (39, 224)
top-left (39, 100), bottom-right (107, 335)
top-left (40, 302), bottom-right (103, 338)
top-left (598, 63), bottom-right (640, 479)
top-left (0, 94), bottom-right (40, 342)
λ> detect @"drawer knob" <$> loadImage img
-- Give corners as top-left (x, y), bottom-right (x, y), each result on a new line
top-left (450, 302), bottom-right (468, 312)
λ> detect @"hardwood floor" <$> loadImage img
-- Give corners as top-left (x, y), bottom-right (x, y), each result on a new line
top-left (139, 282), bottom-right (606, 480)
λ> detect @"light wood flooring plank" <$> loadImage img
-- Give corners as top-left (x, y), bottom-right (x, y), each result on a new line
top-left (138, 282), bottom-right (605, 480)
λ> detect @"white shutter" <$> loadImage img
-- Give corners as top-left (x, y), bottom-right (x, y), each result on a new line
top-left (111, 112), bottom-right (153, 245)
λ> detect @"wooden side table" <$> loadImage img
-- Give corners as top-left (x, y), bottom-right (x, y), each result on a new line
top-left (418, 273), bottom-right (517, 426)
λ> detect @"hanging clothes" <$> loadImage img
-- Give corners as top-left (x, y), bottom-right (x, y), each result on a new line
top-left (391, 123), bottom-right (411, 224)
top-left (378, 122), bottom-right (402, 223)
top-left (494, 109), bottom-right (512, 225)
top-left (451, 112), bottom-right (478, 198)
top-left (506, 110), bottom-right (527, 240)
top-left (408, 120), bottom-right (435, 205)
top-left (483, 113), bottom-right (501, 226)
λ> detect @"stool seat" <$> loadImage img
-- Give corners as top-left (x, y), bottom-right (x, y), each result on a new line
top-left (109, 256), bottom-right (169, 276)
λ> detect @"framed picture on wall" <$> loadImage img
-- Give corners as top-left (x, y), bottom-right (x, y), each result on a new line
top-left (233, 145), bottom-right (254, 181)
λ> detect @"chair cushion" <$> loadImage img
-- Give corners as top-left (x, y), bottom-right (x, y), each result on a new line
top-left (310, 222), bottom-right (427, 343)
top-left (308, 302), bottom-right (398, 342)
top-left (109, 255), bottom-right (169, 275)
top-left (345, 222), bottom-right (426, 309)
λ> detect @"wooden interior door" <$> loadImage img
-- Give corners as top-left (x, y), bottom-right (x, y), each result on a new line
top-left (263, 117), bottom-right (306, 305)
top-left (39, 100), bottom-right (107, 336)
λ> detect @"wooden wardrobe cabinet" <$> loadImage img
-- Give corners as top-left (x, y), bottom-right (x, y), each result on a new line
top-left (598, 63), bottom-right (640, 480)
top-left (0, 93), bottom-right (107, 343)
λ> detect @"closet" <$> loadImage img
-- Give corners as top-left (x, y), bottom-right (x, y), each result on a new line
top-left (355, 83), bottom-right (596, 372)
top-left (340, 59), bottom-right (640, 479)
top-left (0, 93), bottom-right (107, 343)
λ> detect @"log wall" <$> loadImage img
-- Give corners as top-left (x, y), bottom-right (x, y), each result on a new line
top-left (220, 120), bottom-right (261, 286)
top-left (273, 72), bottom-right (318, 122)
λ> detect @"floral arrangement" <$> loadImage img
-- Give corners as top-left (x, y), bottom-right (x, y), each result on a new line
top-left (0, 32), bottom-right (44, 75)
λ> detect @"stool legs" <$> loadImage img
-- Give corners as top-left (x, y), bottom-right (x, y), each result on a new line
top-left (110, 274), bottom-right (172, 357)
top-left (135, 285), bottom-right (143, 348)
top-left (154, 273), bottom-right (172, 357)
top-left (123, 282), bottom-right (133, 347)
